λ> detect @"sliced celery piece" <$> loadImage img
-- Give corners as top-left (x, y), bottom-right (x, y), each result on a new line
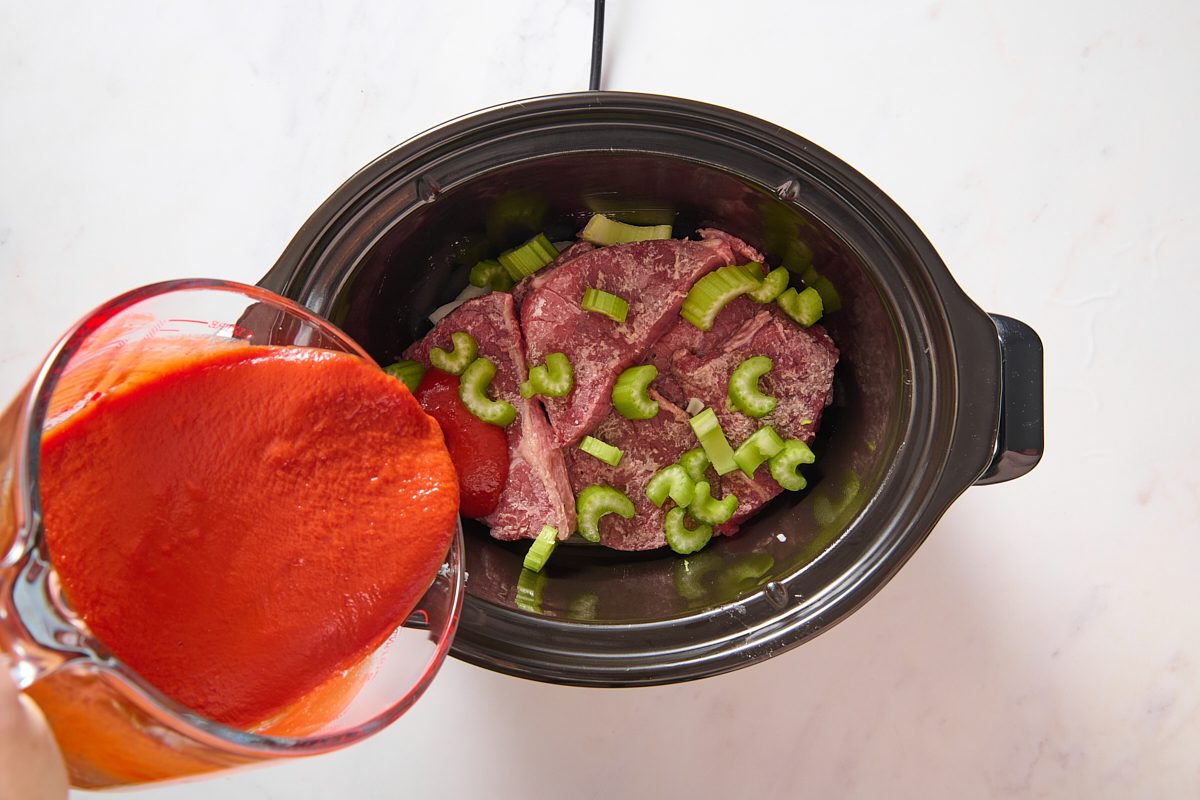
top-left (732, 426), bottom-right (785, 478)
top-left (580, 214), bottom-right (672, 246)
top-left (679, 447), bottom-right (710, 483)
top-left (664, 507), bottom-right (712, 555)
top-left (485, 190), bottom-right (548, 244)
top-left (810, 276), bottom-right (842, 313)
top-left (687, 408), bottom-right (737, 476)
top-left (458, 356), bottom-right (516, 427)
top-left (542, 352), bottom-right (573, 394)
top-left (581, 287), bottom-right (629, 323)
top-left (776, 286), bottom-right (824, 327)
top-left (468, 259), bottom-right (514, 292)
top-left (782, 239), bottom-right (815, 274)
top-left (747, 266), bottom-right (789, 304)
top-left (429, 331), bottom-right (478, 376)
top-left (575, 484), bottom-right (635, 543)
top-left (690, 481), bottom-right (738, 525)
top-left (800, 266), bottom-right (843, 313)
top-left (680, 265), bottom-right (762, 331)
top-left (521, 352), bottom-right (573, 399)
top-left (383, 360), bottom-right (425, 393)
top-left (768, 439), bottom-right (816, 491)
top-left (611, 364), bottom-right (659, 420)
top-left (645, 463), bottom-right (695, 508)
top-left (579, 435), bottom-right (623, 467)
top-left (727, 356), bottom-right (777, 419)
top-left (522, 525), bottom-right (559, 573)
top-left (498, 233), bottom-right (558, 280)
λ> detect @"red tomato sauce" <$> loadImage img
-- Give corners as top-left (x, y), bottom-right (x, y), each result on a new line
top-left (38, 345), bottom-right (459, 729)
top-left (413, 368), bottom-right (509, 518)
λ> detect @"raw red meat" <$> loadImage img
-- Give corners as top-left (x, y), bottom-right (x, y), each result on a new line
top-left (408, 227), bottom-right (837, 551)
top-left (511, 240), bottom-right (595, 307)
top-left (405, 293), bottom-right (575, 540)
top-left (565, 390), bottom-right (697, 551)
top-left (567, 302), bottom-right (837, 548)
top-left (696, 227), bottom-right (766, 265)
top-left (520, 234), bottom-right (737, 447)
top-left (651, 298), bottom-right (839, 530)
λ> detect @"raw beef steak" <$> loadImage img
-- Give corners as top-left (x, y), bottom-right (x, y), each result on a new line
top-left (521, 233), bottom-right (738, 447)
top-left (511, 240), bottom-right (596, 307)
top-left (565, 390), bottom-right (699, 552)
top-left (696, 227), bottom-right (765, 266)
top-left (405, 293), bottom-right (575, 541)
top-left (651, 299), bottom-right (839, 530)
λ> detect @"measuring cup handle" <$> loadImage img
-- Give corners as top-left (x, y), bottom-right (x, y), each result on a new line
top-left (2, 553), bottom-right (84, 690)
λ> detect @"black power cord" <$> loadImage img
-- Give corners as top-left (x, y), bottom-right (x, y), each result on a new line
top-left (589, 0), bottom-right (605, 90)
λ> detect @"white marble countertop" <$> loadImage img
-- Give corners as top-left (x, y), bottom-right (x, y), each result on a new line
top-left (3, 1), bottom-right (1197, 797)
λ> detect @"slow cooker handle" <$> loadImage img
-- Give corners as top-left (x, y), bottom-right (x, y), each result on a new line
top-left (975, 314), bottom-right (1043, 485)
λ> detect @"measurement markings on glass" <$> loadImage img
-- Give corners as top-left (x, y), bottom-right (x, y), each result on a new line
top-left (166, 318), bottom-right (254, 339)
top-left (91, 338), bottom-right (128, 355)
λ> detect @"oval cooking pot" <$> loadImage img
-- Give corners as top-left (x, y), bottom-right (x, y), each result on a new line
top-left (259, 92), bottom-right (1043, 686)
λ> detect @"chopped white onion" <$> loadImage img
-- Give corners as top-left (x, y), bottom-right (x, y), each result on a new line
top-left (686, 397), bottom-right (705, 416)
top-left (428, 284), bottom-right (489, 324)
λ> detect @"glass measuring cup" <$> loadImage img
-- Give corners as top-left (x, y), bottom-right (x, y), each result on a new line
top-left (0, 279), bottom-right (465, 789)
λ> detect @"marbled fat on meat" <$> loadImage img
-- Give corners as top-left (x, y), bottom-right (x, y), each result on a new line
top-left (651, 296), bottom-right (839, 531)
top-left (520, 234), bottom-right (736, 447)
top-left (408, 228), bottom-right (837, 550)
top-left (404, 293), bottom-right (575, 541)
top-left (572, 299), bottom-right (838, 548)
top-left (566, 390), bottom-right (698, 551)
top-left (696, 227), bottom-right (766, 265)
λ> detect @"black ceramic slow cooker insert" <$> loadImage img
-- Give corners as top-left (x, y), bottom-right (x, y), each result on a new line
top-left (259, 92), bottom-right (1044, 687)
